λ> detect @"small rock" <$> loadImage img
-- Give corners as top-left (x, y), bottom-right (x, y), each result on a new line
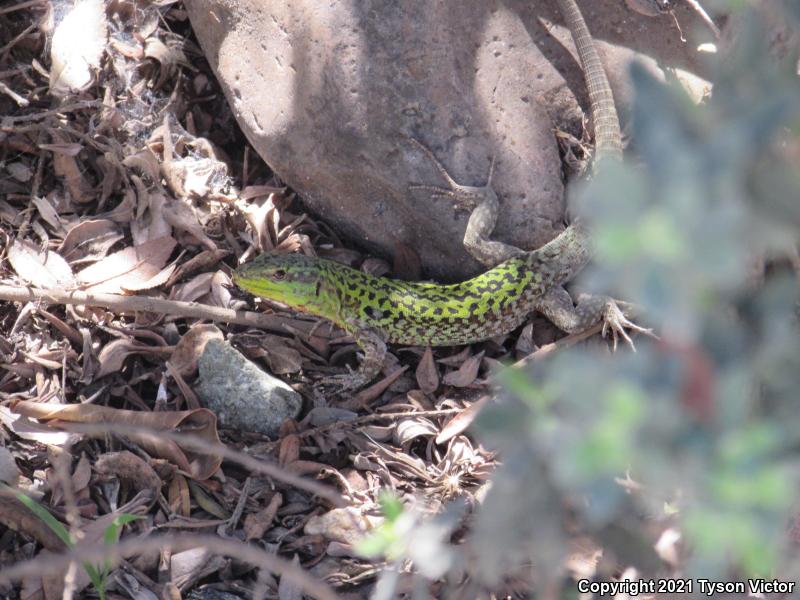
top-left (195, 339), bottom-right (302, 437)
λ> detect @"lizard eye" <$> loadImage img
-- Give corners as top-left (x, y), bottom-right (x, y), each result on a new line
top-left (272, 269), bottom-right (287, 281)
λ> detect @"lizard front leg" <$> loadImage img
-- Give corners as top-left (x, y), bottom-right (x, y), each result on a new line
top-left (319, 321), bottom-right (387, 392)
top-left (408, 137), bottom-right (523, 267)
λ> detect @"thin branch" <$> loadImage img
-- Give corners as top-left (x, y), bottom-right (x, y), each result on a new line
top-left (19, 420), bottom-right (347, 507)
top-left (512, 322), bottom-right (604, 368)
top-left (0, 284), bottom-right (311, 334)
top-left (0, 532), bottom-right (341, 600)
top-left (0, 0), bottom-right (46, 16)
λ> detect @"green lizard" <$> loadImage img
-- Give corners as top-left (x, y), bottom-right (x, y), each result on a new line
top-left (234, 0), bottom-right (650, 391)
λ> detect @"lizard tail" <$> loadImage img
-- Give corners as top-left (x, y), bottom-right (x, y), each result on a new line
top-left (554, 0), bottom-right (623, 163)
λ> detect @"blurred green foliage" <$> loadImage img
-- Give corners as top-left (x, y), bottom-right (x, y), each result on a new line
top-left (469, 0), bottom-right (800, 589)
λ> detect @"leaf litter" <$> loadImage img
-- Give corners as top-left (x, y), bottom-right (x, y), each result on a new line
top-left (0, 0), bottom-right (603, 597)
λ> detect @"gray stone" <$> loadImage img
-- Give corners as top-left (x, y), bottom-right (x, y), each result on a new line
top-left (186, 0), bottom-right (712, 280)
top-left (195, 339), bottom-right (302, 437)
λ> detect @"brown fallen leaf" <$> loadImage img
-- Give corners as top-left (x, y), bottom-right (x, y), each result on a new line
top-left (8, 238), bottom-right (75, 288)
top-left (11, 401), bottom-right (222, 480)
top-left (94, 451), bottom-right (161, 507)
top-left (304, 507), bottom-right (382, 545)
top-left (166, 324), bottom-right (224, 377)
top-left (279, 434), bottom-right (301, 467)
top-left (435, 395), bottom-right (490, 445)
top-left (96, 338), bottom-right (172, 379)
top-left (415, 347), bottom-right (439, 395)
top-left (442, 351), bottom-right (484, 387)
top-left (163, 199), bottom-right (217, 251)
top-left (59, 219), bottom-right (123, 265)
top-left (244, 492), bottom-right (283, 541)
top-left (76, 235), bottom-right (177, 293)
top-left (0, 496), bottom-right (66, 552)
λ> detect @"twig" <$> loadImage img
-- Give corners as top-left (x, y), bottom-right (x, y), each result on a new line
top-left (0, 100), bottom-right (102, 126)
top-left (17, 420), bottom-right (347, 508)
top-left (512, 322), bottom-right (604, 368)
top-left (0, 81), bottom-right (29, 107)
top-left (0, 0), bottom-right (46, 16)
top-left (0, 284), bottom-right (310, 334)
top-left (0, 532), bottom-right (340, 600)
top-left (682, 0), bottom-right (721, 39)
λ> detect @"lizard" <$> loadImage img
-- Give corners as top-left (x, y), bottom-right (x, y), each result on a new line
top-left (233, 0), bottom-right (651, 391)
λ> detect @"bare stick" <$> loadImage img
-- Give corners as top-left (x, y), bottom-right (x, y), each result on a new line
top-left (0, 532), bottom-right (340, 600)
top-left (683, 0), bottom-right (721, 39)
top-left (0, 284), bottom-right (310, 334)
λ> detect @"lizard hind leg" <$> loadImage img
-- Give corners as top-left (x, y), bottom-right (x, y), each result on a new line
top-left (317, 324), bottom-right (388, 392)
top-left (535, 287), bottom-right (656, 351)
top-left (407, 137), bottom-right (523, 268)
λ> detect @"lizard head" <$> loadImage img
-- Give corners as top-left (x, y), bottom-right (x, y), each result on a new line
top-left (233, 252), bottom-right (340, 319)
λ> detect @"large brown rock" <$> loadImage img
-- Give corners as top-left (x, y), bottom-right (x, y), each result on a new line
top-left (186, 0), bottom-right (712, 280)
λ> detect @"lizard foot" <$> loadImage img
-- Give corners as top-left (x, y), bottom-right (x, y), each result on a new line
top-left (600, 301), bottom-right (658, 352)
top-left (315, 367), bottom-right (369, 395)
top-left (406, 136), bottom-right (494, 212)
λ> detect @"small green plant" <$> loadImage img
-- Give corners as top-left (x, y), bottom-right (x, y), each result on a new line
top-left (10, 486), bottom-right (141, 600)
top-left (356, 490), bottom-right (409, 560)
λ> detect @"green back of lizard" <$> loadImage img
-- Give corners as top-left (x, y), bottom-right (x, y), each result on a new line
top-left (233, 224), bottom-right (590, 345)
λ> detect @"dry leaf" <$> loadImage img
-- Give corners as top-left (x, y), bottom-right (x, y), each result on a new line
top-left (435, 396), bottom-right (489, 445)
top-left (166, 324), bottom-right (224, 377)
top-left (266, 335), bottom-right (303, 375)
top-left (49, 0), bottom-right (108, 96)
top-left (8, 239), bottom-right (75, 288)
top-left (163, 199), bottom-right (217, 250)
top-left (304, 507), bottom-right (382, 545)
top-left (94, 451), bottom-right (161, 505)
top-left (31, 196), bottom-right (65, 233)
top-left (12, 401), bottom-right (222, 480)
top-left (415, 346), bottom-right (439, 394)
top-left (442, 351), bottom-right (484, 387)
top-left (95, 339), bottom-right (168, 379)
top-left (394, 417), bottom-right (438, 447)
top-left (76, 235), bottom-right (177, 293)
top-left (173, 272), bottom-right (213, 302)
top-left (59, 219), bottom-right (123, 264)
top-left (279, 434), bottom-right (300, 466)
top-left (244, 492), bottom-right (282, 541)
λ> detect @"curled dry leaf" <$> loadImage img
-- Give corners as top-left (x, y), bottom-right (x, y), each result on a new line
top-left (166, 324), bottom-right (224, 377)
top-left (130, 187), bottom-right (172, 245)
top-left (394, 417), bottom-right (438, 447)
top-left (122, 149), bottom-right (161, 181)
top-left (8, 239), bottom-right (75, 288)
top-left (0, 497), bottom-right (66, 552)
top-left (11, 401), bottom-right (222, 480)
top-left (96, 338), bottom-right (170, 379)
top-left (76, 235), bottom-right (177, 293)
top-left (279, 434), bottom-right (301, 466)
